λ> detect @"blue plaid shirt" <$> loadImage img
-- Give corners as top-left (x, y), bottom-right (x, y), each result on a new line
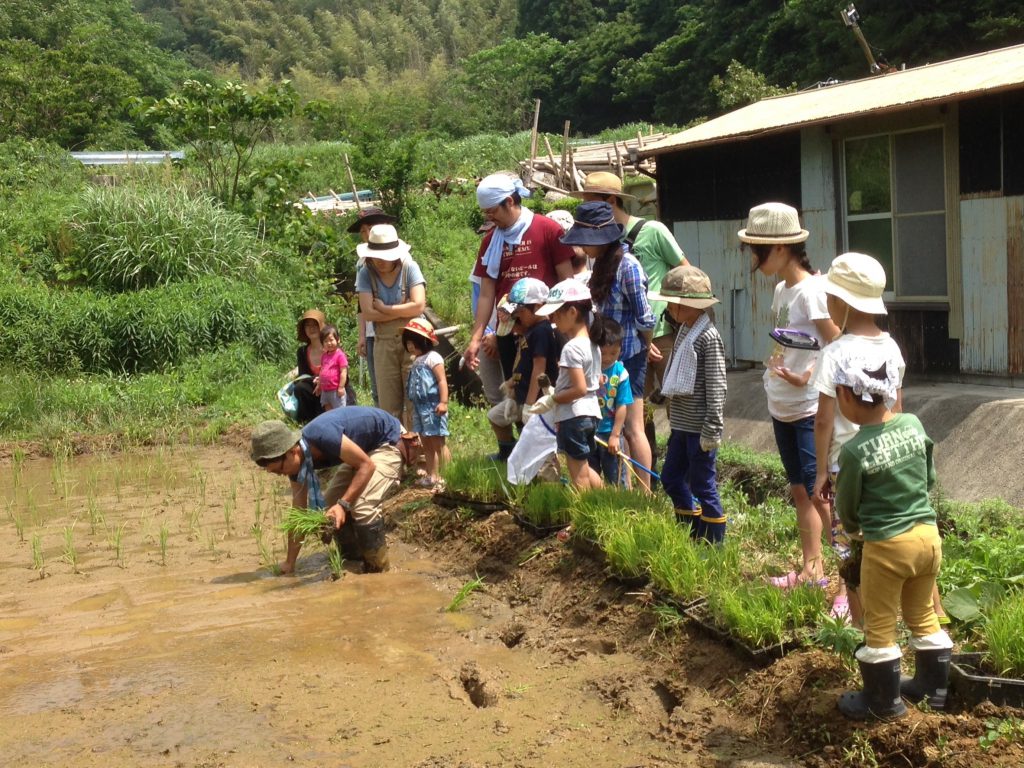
top-left (596, 252), bottom-right (656, 360)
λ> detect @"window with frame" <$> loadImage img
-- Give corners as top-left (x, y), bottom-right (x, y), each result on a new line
top-left (843, 127), bottom-right (947, 300)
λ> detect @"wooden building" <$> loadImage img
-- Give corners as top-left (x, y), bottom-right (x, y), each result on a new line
top-left (639, 44), bottom-right (1024, 383)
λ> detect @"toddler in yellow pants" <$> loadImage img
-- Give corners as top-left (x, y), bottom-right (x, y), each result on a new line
top-left (832, 355), bottom-right (951, 720)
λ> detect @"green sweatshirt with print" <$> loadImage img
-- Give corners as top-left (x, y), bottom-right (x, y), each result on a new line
top-left (835, 413), bottom-right (937, 542)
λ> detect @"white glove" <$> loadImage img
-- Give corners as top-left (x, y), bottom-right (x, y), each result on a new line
top-left (699, 436), bottom-right (721, 453)
top-left (501, 398), bottom-right (520, 423)
top-left (521, 409), bottom-right (534, 425)
top-left (527, 394), bottom-right (557, 415)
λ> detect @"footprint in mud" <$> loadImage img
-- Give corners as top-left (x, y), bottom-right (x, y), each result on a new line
top-left (459, 661), bottom-right (499, 708)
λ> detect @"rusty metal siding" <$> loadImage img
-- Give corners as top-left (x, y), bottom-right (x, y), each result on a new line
top-left (959, 197), bottom-right (1008, 373)
top-left (1008, 198), bottom-right (1024, 374)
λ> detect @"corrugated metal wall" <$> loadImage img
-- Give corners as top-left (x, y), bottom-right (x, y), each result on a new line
top-left (668, 128), bottom-right (837, 367)
top-left (959, 195), bottom-right (1024, 374)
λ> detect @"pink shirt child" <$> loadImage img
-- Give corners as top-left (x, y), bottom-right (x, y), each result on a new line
top-left (319, 348), bottom-right (349, 393)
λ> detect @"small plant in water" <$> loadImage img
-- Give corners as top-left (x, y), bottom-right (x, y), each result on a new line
top-left (31, 533), bottom-right (45, 575)
top-left (446, 574), bottom-right (485, 612)
top-left (159, 522), bottom-right (169, 565)
top-left (11, 507), bottom-right (26, 543)
top-left (109, 522), bottom-right (128, 567)
top-left (327, 541), bottom-right (344, 580)
top-left (62, 525), bottom-right (78, 572)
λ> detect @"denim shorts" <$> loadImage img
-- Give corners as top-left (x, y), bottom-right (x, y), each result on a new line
top-left (621, 348), bottom-right (648, 399)
top-left (412, 403), bottom-right (449, 437)
top-left (556, 415), bottom-right (597, 460)
top-left (771, 416), bottom-right (816, 497)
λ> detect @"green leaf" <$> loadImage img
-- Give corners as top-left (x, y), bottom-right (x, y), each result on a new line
top-left (943, 587), bottom-right (981, 622)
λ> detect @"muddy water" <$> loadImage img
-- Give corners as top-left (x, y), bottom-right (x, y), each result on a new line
top-left (0, 447), bottom-right (700, 767)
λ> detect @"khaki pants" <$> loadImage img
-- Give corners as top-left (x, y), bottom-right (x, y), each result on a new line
top-left (861, 523), bottom-right (943, 648)
top-left (323, 444), bottom-right (403, 571)
top-left (373, 318), bottom-right (415, 427)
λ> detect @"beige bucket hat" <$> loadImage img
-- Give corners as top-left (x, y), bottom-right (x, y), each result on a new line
top-left (648, 265), bottom-right (719, 309)
top-left (737, 202), bottom-right (809, 245)
top-left (355, 224), bottom-right (411, 261)
top-left (571, 171), bottom-right (636, 200)
top-left (251, 421), bottom-right (300, 462)
top-left (820, 252), bottom-right (888, 315)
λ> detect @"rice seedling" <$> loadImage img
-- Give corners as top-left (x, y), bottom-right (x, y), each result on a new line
top-left (109, 521), bottom-right (128, 567)
top-left (440, 457), bottom-right (508, 502)
top-left (446, 574), bottom-right (485, 612)
top-left (705, 580), bottom-right (826, 648)
top-left (223, 497), bottom-right (235, 536)
top-left (982, 590), bottom-right (1024, 678)
top-left (646, 528), bottom-right (706, 603)
top-left (327, 542), bottom-right (344, 580)
top-left (600, 520), bottom-right (647, 581)
top-left (87, 496), bottom-right (104, 535)
top-left (251, 522), bottom-right (280, 574)
top-left (651, 603), bottom-right (687, 633)
top-left (519, 483), bottom-right (573, 527)
top-left (61, 525), bottom-right (78, 572)
top-left (205, 527), bottom-right (219, 552)
top-left (279, 508), bottom-right (331, 540)
top-left (31, 533), bottom-right (44, 573)
top-left (188, 505), bottom-right (201, 537)
top-left (11, 507), bottom-right (26, 543)
top-left (159, 522), bottom-right (169, 565)
top-left (192, 469), bottom-right (208, 508)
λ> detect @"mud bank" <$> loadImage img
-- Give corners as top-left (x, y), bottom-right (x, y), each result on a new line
top-left (1, 444), bottom-right (1022, 767)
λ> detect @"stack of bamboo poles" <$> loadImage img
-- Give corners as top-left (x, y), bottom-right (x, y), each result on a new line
top-left (519, 103), bottom-right (667, 196)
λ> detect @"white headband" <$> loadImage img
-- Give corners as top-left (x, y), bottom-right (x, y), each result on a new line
top-left (834, 357), bottom-right (899, 408)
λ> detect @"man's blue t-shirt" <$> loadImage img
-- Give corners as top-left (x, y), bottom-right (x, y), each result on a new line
top-left (300, 406), bottom-right (402, 469)
top-left (596, 361), bottom-right (633, 435)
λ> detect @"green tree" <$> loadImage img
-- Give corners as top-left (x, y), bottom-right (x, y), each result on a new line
top-left (141, 80), bottom-right (299, 205)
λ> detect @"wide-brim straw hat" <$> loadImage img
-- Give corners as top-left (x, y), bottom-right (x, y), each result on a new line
top-left (346, 206), bottom-right (397, 233)
top-left (737, 202), bottom-right (809, 245)
top-left (819, 252), bottom-right (888, 315)
top-left (404, 317), bottom-right (438, 344)
top-left (648, 265), bottom-right (719, 309)
top-left (570, 171), bottom-right (636, 201)
top-left (356, 223), bottom-right (411, 261)
top-left (296, 309), bottom-right (326, 342)
top-left (251, 421), bottom-right (300, 461)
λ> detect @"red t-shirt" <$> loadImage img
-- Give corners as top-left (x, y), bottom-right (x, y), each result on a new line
top-left (473, 214), bottom-right (574, 299)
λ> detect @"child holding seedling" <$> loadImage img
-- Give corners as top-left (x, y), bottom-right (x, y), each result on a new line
top-left (403, 318), bottom-right (448, 488)
top-left (740, 203), bottom-right (840, 589)
top-left (528, 279), bottom-right (603, 489)
top-left (649, 265), bottom-right (728, 543)
top-left (590, 316), bottom-right (633, 486)
top-left (317, 324), bottom-right (349, 411)
top-left (832, 356), bottom-right (952, 719)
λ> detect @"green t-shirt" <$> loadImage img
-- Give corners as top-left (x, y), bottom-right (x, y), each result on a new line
top-left (835, 413), bottom-right (937, 542)
top-left (627, 215), bottom-right (684, 338)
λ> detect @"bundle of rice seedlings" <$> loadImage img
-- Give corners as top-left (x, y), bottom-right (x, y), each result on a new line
top-left (521, 483), bottom-right (573, 527)
top-left (279, 508), bottom-right (331, 540)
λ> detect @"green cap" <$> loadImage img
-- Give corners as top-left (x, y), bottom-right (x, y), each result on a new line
top-left (250, 421), bottom-right (300, 461)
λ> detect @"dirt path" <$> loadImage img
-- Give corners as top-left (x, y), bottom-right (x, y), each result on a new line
top-left (1, 444), bottom-right (1021, 767)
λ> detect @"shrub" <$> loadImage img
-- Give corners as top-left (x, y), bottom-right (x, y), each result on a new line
top-left (56, 185), bottom-right (263, 291)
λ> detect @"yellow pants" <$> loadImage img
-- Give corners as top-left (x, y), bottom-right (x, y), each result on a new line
top-left (861, 523), bottom-right (942, 648)
top-left (372, 319), bottom-right (415, 428)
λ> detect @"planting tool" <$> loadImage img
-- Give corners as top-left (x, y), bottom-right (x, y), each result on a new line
top-left (594, 437), bottom-right (661, 481)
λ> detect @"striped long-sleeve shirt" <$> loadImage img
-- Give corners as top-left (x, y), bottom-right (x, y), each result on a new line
top-left (667, 321), bottom-right (727, 441)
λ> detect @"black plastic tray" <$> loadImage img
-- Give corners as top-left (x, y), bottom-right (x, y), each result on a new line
top-left (510, 509), bottom-right (570, 538)
top-left (570, 534), bottom-right (605, 564)
top-left (682, 604), bottom-right (805, 667)
top-left (651, 589), bottom-right (706, 614)
top-left (950, 652), bottom-right (1024, 708)
top-left (432, 491), bottom-right (506, 515)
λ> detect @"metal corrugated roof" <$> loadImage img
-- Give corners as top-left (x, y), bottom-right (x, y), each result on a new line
top-left (641, 43), bottom-right (1024, 156)
top-left (71, 151), bottom-right (185, 165)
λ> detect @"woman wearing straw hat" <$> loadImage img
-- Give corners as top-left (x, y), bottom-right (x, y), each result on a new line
top-left (350, 207), bottom-right (398, 406)
top-left (562, 201), bottom-right (657, 489)
top-left (356, 224), bottom-right (426, 426)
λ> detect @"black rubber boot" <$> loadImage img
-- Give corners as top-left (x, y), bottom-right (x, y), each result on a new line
top-left (674, 509), bottom-right (700, 539)
top-left (696, 513), bottom-right (726, 545)
top-left (488, 441), bottom-right (516, 462)
top-left (900, 648), bottom-right (951, 710)
top-left (838, 657), bottom-right (908, 720)
top-left (355, 517), bottom-right (390, 573)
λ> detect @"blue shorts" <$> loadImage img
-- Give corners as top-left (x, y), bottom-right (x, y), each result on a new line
top-left (621, 348), bottom-right (647, 399)
top-left (771, 416), bottom-right (816, 497)
top-left (413, 403), bottom-right (449, 437)
top-left (589, 434), bottom-right (629, 485)
top-left (556, 415), bottom-right (597, 461)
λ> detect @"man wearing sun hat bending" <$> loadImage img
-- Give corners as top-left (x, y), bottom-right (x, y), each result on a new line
top-left (251, 406), bottom-right (419, 575)
top-left (463, 173), bottom-right (575, 379)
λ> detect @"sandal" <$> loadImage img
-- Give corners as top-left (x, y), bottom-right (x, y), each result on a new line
top-left (414, 477), bottom-right (438, 489)
top-left (768, 571), bottom-right (801, 589)
top-left (830, 595), bottom-right (851, 623)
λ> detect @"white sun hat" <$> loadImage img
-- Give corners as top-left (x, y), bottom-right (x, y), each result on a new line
top-left (737, 202), bottom-right (809, 245)
top-left (355, 224), bottom-right (411, 261)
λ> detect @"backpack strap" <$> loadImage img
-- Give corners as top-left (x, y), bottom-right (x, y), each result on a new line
top-left (624, 218), bottom-right (646, 247)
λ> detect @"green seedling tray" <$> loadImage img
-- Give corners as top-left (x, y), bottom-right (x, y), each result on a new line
top-left (433, 491), bottom-right (506, 516)
top-left (682, 603), bottom-right (804, 667)
top-left (511, 509), bottom-right (570, 538)
top-left (950, 652), bottom-right (1024, 708)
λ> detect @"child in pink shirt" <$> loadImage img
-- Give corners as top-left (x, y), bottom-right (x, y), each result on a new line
top-left (317, 324), bottom-right (349, 410)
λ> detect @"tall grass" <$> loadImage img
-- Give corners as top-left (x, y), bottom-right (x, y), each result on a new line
top-left (59, 186), bottom-right (263, 292)
top-left (983, 591), bottom-right (1024, 678)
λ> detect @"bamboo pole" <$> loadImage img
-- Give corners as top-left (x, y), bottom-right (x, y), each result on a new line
top-left (613, 142), bottom-right (625, 180)
top-left (343, 153), bottom-right (361, 211)
top-left (527, 99), bottom-right (541, 183)
top-left (560, 120), bottom-right (571, 189)
top-left (543, 136), bottom-right (560, 181)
